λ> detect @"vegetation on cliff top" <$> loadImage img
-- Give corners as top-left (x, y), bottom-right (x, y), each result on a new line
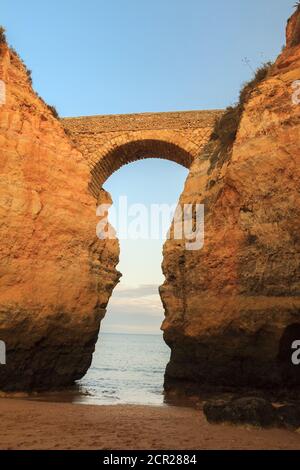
top-left (0, 26), bottom-right (60, 119)
top-left (12, 48), bottom-right (59, 118)
top-left (0, 30), bottom-right (60, 120)
top-left (209, 2), bottom-right (300, 167)
top-left (208, 61), bottom-right (273, 173)
top-left (46, 105), bottom-right (59, 119)
top-left (35, 92), bottom-right (59, 119)
top-left (0, 26), bottom-right (7, 45)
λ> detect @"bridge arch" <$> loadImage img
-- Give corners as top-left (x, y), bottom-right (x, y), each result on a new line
top-left (88, 137), bottom-right (195, 198)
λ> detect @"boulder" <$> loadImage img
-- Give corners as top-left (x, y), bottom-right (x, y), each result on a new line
top-left (203, 397), bottom-right (278, 427)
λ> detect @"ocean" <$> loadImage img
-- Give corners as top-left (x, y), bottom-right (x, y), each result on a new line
top-left (74, 333), bottom-right (170, 406)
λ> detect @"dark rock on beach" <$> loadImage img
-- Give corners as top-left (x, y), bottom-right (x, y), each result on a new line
top-left (203, 397), bottom-right (278, 427)
top-left (204, 397), bottom-right (300, 430)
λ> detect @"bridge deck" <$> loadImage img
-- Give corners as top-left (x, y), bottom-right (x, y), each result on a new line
top-left (62, 109), bottom-right (223, 133)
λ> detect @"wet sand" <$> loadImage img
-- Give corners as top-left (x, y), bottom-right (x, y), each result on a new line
top-left (0, 398), bottom-right (300, 450)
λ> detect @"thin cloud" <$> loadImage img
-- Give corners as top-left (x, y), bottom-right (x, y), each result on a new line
top-left (102, 323), bottom-right (163, 335)
top-left (108, 297), bottom-right (163, 317)
top-left (113, 284), bottom-right (159, 298)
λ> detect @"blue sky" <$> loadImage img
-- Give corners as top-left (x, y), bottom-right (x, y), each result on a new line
top-left (103, 160), bottom-right (188, 335)
top-left (2, 0), bottom-right (293, 116)
top-left (1, 0), bottom-right (295, 334)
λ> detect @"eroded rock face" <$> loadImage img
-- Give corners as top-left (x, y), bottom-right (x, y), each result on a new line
top-left (0, 45), bottom-right (120, 390)
top-left (161, 10), bottom-right (300, 393)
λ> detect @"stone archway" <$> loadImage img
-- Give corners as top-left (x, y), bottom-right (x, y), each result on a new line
top-left (62, 110), bottom-right (223, 198)
top-left (88, 138), bottom-right (193, 197)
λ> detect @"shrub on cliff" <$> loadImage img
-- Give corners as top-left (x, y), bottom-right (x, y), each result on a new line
top-left (239, 62), bottom-right (273, 106)
top-left (4, 27), bottom-right (63, 122)
top-left (35, 91), bottom-right (59, 120)
top-left (47, 105), bottom-right (59, 119)
top-left (26, 68), bottom-right (33, 85)
top-left (208, 61), bottom-right (273, 173)
top-left (0, 26), bottom-right (6, 45)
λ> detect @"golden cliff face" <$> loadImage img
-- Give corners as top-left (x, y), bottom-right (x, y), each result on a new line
top-left (0, 9), bottom-right (299, 394)
top-left (0, 44), bottom-right (120, 390)
top-left (160, 10), bottom-right (300, 393)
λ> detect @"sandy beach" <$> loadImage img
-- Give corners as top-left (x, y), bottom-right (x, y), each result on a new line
top-left (0, 398), bottom-right (299, 450)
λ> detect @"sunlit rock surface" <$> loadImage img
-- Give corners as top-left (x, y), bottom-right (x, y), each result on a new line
top-left (0, 9), bottom-right (299, 394)
top-left (161, 10), bottom-right (300, 394)
top-left (0, 44), bottom-right (120, 390)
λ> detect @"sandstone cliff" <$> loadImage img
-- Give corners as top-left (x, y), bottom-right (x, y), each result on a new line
top-left (160, 9), bottom-right (300, 393)
top-left (0, 43), bottom-right (120, 390)
top-left (0, 9), bottom-right (299, 395)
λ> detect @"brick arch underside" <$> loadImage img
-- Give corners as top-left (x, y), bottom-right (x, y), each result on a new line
top-left (89, 139), bottom-right (194, 198)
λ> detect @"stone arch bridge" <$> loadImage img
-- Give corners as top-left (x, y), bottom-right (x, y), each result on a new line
top-left (62, 110), bottom-right (223, 199)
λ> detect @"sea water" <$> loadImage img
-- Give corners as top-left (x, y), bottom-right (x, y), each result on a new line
top-left (75, 333), bottom-right (170, 405)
